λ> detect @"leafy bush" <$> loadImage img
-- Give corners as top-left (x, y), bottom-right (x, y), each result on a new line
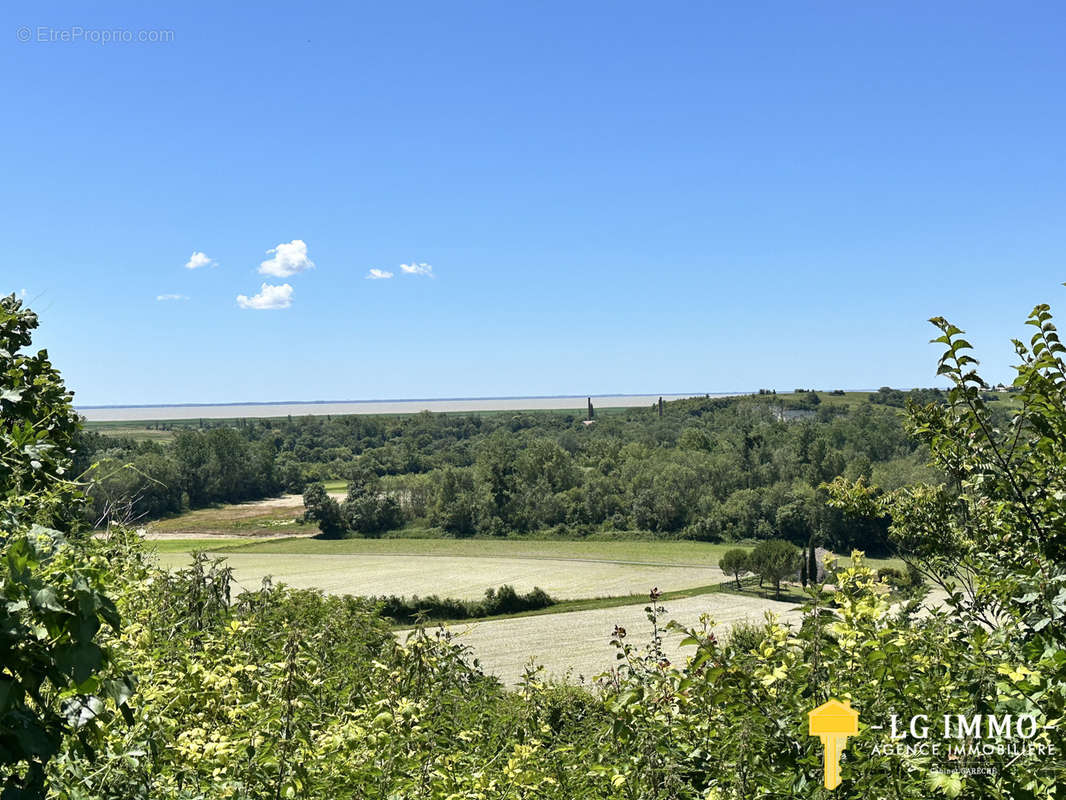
top-left (1, 294), bottom-right (131, 798)
top-left (302, 481), bottom-right (344, 537)
top-left (375, 584), bottom-right (556, 624)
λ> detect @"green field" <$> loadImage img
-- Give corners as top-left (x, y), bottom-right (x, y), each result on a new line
top-left (205, 535), bottom-right (903, 570)
top-left (155, 535), bottom-right (904, 613)
top-left (82, 420), bottom-right (180, 442)
top-left (157, 548), bottom-right (728, 602)
top-left (216, 536), bottom-right (759, 563)
top-left (148, 538), bottom-right (250, 553)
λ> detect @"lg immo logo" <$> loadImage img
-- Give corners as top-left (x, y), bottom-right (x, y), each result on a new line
top-left (807, 699), bottom-right (1057, 790)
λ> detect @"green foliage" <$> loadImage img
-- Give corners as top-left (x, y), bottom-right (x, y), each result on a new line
top-left (301, 482), bottom-right (344, 538)
top-left (375, 584), bottom-right (556, 624)
top-left (868, 386), bottom-right (946, 408)
top-left (0, 528), bottom-right (132, 798)
top-left (431, 467), bottom-right (478, 536)
top-left (717, 548), bottom-right (750, 589)
top-left (0, 294), bottom-right (83, 530)
top-left (748, 538), bottom-right (801, 599)
top-left (0, 297), bottom-right (129, 797)
top-left (341, 473), bottom-right (403, 537)
top-left (80, 385), bottom-right (928, 552)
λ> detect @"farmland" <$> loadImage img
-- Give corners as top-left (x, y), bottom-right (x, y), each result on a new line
top-left (447, 592), bottom-right (802, 685)
top-left (155, 539), bottom-right (801, 683)
top-left (155, 548), bottom-right (730, 601)
top-left (152, 532), bottom-right (877, 682)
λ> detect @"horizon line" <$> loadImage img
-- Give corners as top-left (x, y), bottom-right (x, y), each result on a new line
top-left (74, 389), bottom-right (879, 411)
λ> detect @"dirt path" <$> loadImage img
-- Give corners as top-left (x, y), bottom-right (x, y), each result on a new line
top-left (140, 492), bottom-right (344, 539)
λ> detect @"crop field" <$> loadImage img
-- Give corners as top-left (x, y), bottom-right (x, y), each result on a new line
top-left (201, 535), bottom-right (904, 571)
top-left (441, 592), bottom-right (803, 685)
top-left (155, 532), bottom-right (905, 595)
top-left (155, 536), bottom-right (805, 684)
top-left (148, 495), bottom-right (903, 686)
top-left (157, 549), bottom-right (730, 601)
top-left (214, 536), bottom-right (757, 564)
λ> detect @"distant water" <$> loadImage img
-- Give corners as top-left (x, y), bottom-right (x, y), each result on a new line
top-left (78, 394), bottom-right (729, 422)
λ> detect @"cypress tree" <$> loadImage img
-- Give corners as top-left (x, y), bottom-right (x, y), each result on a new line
top-left (807, 533), bottom-right (818, 583)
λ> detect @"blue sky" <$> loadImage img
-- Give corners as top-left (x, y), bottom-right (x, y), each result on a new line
top-left (4, 1), bottom-right (1065, 406)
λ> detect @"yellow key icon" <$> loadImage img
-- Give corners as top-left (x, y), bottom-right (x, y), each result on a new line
top-left (808, 699), bottom-right (859, 789)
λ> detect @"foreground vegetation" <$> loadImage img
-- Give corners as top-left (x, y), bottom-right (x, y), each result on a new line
top-left (3, 292), bottom-right (1065, 798)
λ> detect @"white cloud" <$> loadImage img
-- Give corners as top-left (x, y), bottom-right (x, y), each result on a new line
top-left (236, 283), bottom-right (293, 310)
top-left (185, 251), bottom-right (215, 270)
top-left (366, 269), bottom-right (394, 280)
top-left (259, 239), bottom-right (315, 277)
top-left (400, 262), bottom-right (434, 277)
top-left (156, 293), bottom-right (189, 301)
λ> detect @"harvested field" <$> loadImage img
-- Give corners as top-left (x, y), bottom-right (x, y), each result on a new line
top-left (437, 593), bottom-right (803, 685)
top-left (155, 551), bottom-right (728, 601)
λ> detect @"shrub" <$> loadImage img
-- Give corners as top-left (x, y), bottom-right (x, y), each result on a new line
top-left (373, 584), bottom-right (556, 624)
top-left (302, 482), bottom-right (345, 537)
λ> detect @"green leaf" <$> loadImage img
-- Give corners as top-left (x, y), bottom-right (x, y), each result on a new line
top-left (32, 586), bottom-right (66, 614)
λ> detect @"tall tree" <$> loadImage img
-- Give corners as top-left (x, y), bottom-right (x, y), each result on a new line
top-left (0, 293), bottom-right (82, 529)
top-left (748, 538), bottom-right (801, 599)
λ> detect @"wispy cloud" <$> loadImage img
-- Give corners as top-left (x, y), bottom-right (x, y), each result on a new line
top-left (400, 262), bottom-right (434, 277)
top-left (156, 293), bottom-right (189, 301)
top-left (260, 240), bottom-right (314, 278)
top-left (366, 269), bottom-right (394, 280)
top-left (237, 283), bottom-right (293, 310)
top-left (185, 251), bottom-right (215, 270)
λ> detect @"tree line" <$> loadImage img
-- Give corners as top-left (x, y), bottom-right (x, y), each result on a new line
top-left (76, 388), bottom-right (961, 553)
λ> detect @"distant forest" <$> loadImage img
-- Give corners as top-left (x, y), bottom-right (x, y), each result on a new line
top-left (77, 388), bottom-right (996, 554)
